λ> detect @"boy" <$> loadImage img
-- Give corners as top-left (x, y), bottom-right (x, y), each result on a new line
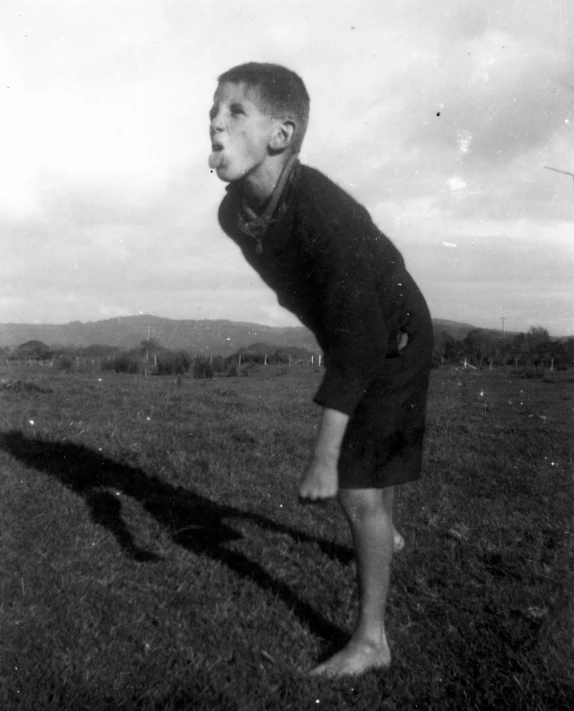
top-left (209, 63), bottom-right (433, 677)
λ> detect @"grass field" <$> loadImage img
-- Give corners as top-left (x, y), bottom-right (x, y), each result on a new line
top-left (1, 365), bottom-right (573, 710)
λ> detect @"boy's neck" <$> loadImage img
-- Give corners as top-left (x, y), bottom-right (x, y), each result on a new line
top-left (240, 153), bottom-right (293, 210)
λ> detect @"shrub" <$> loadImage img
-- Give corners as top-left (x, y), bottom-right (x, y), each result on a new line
top-left (57, 356), bottom-right (74, 372)
top-left (13, 340), bottom-right (52, 361)
top-left (101, 358), bottom-right (115, 373)
top-left (239, 362), bottom-right (260, 377)
top-left (211, 355), bottom-right (226, 374)
top-left (512, 365), bottom-right (544, 380)
top-left (193, 358), bottom-right (214, 379)
top-left (102, 354), bottom-right (140, 375)
top-left (156, 351), bottom-right (191, 376)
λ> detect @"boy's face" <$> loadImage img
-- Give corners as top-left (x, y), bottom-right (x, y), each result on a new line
top-left (209, 81), bottom-right (276, 183)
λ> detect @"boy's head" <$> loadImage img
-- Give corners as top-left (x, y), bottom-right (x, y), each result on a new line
top-left (209, 63), bottom-right (309, 184)
top-left (217, 63), bottom-right (309, 151)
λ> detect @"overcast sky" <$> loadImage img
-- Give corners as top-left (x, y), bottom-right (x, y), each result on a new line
top-left (2, 0), bottom-right (573, 335)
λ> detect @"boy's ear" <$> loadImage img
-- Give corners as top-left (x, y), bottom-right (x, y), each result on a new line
top-left (269, 120), bottom-right (296, 152)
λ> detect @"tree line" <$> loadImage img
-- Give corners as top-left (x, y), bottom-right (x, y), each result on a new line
top-left (434, 326), bottom-right (574, 371)
top-left (1, 338), bottom-right (319, 378)
top-left (3, 326), bottom-right (573, 376)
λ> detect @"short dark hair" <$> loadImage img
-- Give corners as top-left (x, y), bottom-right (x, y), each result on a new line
top-left (217, 62), bottom-right (310, 151)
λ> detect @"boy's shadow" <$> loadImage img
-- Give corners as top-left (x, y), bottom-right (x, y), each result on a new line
top-left (1, 430), bottom-right (350, 647)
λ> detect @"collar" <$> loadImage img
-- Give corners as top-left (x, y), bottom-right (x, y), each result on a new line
top-left (226, 154), bottom-right (300, 253)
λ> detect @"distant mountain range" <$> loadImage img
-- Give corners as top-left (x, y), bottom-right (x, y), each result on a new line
top-left (0, 315), bottom-right (478, 355)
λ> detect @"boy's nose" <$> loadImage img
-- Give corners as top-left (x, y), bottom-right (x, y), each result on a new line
top-left (210, 110), bottom-right (225, 133)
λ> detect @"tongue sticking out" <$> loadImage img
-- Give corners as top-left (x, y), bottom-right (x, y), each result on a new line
top-left (209, 150), bottom-right (225, 170)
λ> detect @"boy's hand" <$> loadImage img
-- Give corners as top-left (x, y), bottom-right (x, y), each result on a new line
top-left (298, 455), bottom-right (339, 501)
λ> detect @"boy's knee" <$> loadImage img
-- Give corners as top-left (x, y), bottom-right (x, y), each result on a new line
top-left (338, 487), bottom-right (389, 518)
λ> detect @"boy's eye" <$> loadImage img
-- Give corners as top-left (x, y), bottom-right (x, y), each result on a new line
top-left (230, 104), bottom-right (245, 116)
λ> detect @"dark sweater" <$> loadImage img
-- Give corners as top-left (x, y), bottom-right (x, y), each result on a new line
top-left (218, 164), bottom-right (433, 415)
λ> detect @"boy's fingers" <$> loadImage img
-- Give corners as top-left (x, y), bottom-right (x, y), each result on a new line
top-left (297, 496), bottom-right (332, 506)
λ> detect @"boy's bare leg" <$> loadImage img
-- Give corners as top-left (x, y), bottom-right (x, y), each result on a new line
top-left (311, 486), bottom-right (394, 677)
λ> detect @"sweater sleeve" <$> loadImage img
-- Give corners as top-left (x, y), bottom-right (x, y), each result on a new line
top-left (304, 220), bottom-right (389, 415)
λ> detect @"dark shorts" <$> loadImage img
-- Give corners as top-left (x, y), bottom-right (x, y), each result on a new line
top-left (337, 326), bottom-right (433, 490)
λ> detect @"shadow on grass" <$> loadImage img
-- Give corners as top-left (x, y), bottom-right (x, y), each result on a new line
top-left (0, 430), bottom-right (349, 647)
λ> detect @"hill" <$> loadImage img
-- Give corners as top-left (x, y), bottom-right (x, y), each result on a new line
top-left (0, 315), bottom-right (480, 355)
top-left (0, 315), bottom-right (320, 355)
top-left (431, 318), bottom-right (478, 341)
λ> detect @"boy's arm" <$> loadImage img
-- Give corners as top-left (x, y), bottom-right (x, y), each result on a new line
top-left (311, 407), bottom-right (350, 466)
top-left (299, 406), bottom-right (349, 500)
top-left (305, 235), bottom-right (390, 417)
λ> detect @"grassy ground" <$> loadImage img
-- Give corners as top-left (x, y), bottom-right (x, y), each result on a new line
top-left (1, 365), bottom-right (573, 710)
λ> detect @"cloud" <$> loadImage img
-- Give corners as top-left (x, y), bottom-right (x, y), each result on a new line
top-left (0, 0), bottom-right (572, 334)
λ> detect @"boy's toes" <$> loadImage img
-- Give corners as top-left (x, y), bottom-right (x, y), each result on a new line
top-left (310, 639), bottom-right (391, 678)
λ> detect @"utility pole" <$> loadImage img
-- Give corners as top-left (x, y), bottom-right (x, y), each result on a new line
top-left (500, 317), bottom-right (506, 338)
top-left (146, 324), bottom-right (151, 364)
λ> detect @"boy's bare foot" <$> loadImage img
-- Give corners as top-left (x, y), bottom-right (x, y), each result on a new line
top-left (310, 637), bottom-right (391, 678)
top-left (393, 529), bottom-right (405, 553)
top-left (298, 460), bottom-right (338, 501)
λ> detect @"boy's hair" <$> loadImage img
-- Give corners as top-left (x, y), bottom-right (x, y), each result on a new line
top-left (217, 62), bottom-right (310, 152)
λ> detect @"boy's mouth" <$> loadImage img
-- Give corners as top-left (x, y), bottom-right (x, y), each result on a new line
top-left (209, 142), bottom-right (226, 169)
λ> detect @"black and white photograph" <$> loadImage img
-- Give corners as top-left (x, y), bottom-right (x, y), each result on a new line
top-left (1, 1), bottom-right (573, 709)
